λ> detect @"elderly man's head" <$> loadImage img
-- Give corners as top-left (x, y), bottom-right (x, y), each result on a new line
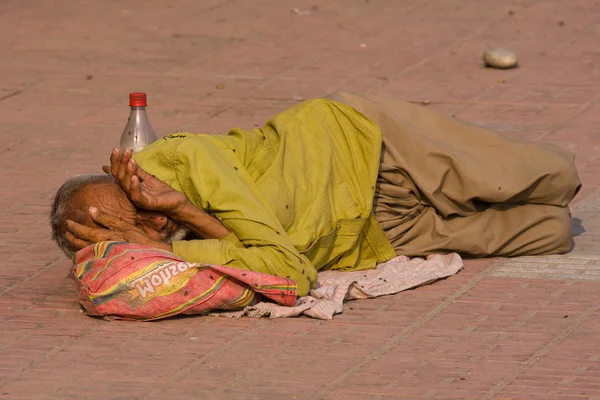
top-left (50, 174), bottom-right (189, 258)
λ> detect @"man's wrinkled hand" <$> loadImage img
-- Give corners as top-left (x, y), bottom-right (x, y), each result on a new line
top-left (65, 206), bottom-right (173, 252)
top-left (102, 148), bottom-right (189, 216)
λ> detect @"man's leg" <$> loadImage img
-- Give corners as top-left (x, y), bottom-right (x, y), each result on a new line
top-left (329, 93), bottom-right (582, 216)
top-left (384, 202), bottom-right (573, 257)
top-left (332, 92), bottom-right (581, 257)
top-left (372, 153), bottom-right (574, 257)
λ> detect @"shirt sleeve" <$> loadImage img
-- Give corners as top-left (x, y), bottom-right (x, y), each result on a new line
top-left (167, 137), bottom-right (318, 296)
top-left (219, 231), bottom-right (243, 247)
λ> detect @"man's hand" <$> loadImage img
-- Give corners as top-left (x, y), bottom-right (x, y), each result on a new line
top-left (65, 206), bottom-right (173, 252)
top-left (104, 148), bottom-right (231, 240)
top-left (103, 148), bottom-right (189, 216)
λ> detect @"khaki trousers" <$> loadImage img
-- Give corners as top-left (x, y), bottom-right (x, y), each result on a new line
top-left (330, 93), bottom-right (582, 257)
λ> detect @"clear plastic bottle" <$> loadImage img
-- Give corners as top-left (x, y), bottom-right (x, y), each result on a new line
top-left (120, 92), bottom-right (157, 153)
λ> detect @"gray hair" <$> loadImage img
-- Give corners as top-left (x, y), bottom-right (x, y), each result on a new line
top-left (50, 174), bottom-right (114, 259)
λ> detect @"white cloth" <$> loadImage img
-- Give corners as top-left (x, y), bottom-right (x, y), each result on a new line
top-left (211, 253), bottom-right (463, 320)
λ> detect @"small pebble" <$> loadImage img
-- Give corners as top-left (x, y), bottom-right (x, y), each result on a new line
top-left (483, 48), bottom-right (518, 69)
top-left (292, 7), bottom-right (311, 16)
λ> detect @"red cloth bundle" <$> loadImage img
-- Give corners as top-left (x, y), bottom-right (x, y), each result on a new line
top-left (71, 241), bottom-right (297, 321)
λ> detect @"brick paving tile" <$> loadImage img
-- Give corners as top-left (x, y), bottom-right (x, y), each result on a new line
top-left (1, 0), bottom-right (600, 399)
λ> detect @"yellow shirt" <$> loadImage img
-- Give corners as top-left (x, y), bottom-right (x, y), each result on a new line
top-left (134, 98), bottom-right (396, 296)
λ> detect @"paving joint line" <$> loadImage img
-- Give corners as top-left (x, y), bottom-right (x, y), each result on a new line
top-left (0, 320), bottom-right (103, 388)
top-left (366, 0), bottom-right (539, 96)
top-left (0, 89), bottom-right (24, 103)
top-left (570, 184), bottom-right (600, 208)
top-left (315, 259), bottom-right (504, 399)
top-left (485, 297), bottom-right (600, 399)
top-left (0, 256), bottom-right (62, 298)
top-left (0, 138), bottom-right (30, 156)
top-left (144, 320), bottom-right (268, 399)
top-left (246, 3), bottom-right (428, 103)
top-left (530, 22), bottom-right (600, 142)
top-left (0, 188), bottom-right (56, 218)
top-left (404, 34), bottom-right (582, 121)
top-left (0, 79), bottom-right (39, 103)
top-left (484, 188), bottom-right (600, 393)
top-left (208, 322), bottom-right (326, 395)
top-left (197, 53), bottom-right (325, 121)
top-left (536, 92), bottom-right (600, 141)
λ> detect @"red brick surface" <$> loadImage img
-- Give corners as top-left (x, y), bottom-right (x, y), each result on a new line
top-left (1, 0), bottom-right (600, 399)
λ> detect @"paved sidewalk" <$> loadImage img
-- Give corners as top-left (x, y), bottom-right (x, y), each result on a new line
top-left (1, 0), bottom-right (600, 398)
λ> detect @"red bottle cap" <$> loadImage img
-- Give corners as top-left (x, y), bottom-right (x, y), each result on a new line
top-left (129, 92), bottom-right (147, 107)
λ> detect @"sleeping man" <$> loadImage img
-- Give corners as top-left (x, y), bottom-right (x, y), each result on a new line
top-left (50, 93), bottom-right (581, 296)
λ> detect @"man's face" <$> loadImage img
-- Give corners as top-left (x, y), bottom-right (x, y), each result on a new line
top-left (73, 181), bottom-right (189, 246)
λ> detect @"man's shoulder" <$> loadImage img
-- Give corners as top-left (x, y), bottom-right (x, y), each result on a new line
top-left (140, 132), bottom-right (232, 153)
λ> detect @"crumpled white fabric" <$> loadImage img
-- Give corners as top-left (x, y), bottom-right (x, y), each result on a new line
top-left (211, 253), bottom-right (463, 320)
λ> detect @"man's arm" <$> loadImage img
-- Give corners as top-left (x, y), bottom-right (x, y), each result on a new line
top-left (134, 134), bottom-right (318, 296)
top-left (105, 148), bottom-right (233, 241)
top-left (170, 200), bottom-right (242, 245)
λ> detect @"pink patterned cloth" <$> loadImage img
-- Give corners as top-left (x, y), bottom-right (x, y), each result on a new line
top-left (72, 241), bottom-right (297, 321)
